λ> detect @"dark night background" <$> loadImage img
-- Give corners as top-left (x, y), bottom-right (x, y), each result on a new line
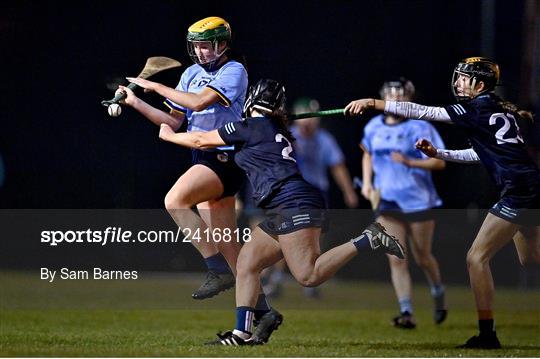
top-left (1, 0), bottom-right (538, 209)
top-left (0, 1), bottom-right (538, 285)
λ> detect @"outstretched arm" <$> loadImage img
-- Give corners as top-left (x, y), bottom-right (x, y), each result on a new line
top-left (117, 85), bottom-right (185, 130)
top-left (345, 99), bottom-right (452, 123)
top-left (415, 138), bottom-right (480, 163)
top-left (127, 77), bottom-right (222, 112)
top-left (158, 124), bottom-right (226, 150)
top-left (391, 151), bottom-right (446, 170)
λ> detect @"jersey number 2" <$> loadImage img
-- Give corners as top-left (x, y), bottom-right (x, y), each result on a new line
top-left (489, 113), bottom-right (524, 145)
top-left (275, 134), bottom-right (296, 162)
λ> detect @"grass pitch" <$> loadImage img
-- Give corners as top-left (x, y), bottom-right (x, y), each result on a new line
top-left (1, 271), bottom-right (539, 357)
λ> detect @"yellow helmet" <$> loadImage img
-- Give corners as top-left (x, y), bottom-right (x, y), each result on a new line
top-left (187, 17), bottom-right (231, 70)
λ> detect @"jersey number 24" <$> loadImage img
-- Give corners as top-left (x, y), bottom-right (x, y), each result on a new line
top-left (489, 113), bottom-right (524, 145)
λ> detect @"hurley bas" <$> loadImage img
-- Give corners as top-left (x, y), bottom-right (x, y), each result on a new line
top-left (41, 267), bottom-right (138, 282)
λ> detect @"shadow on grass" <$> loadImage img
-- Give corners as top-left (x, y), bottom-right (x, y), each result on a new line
top-left (289, 339), bottom-right (540, 352)
top-left (365, 341), bottom-right (540, 351)
top-left (435, 322), bottom-right (540, 330)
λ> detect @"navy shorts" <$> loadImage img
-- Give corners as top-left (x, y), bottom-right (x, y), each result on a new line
top-left (192, 149), bottom-right (245, 198)
top-left (258, 177), bottom-right (329, 235)
top-left (489, 189), bottom-right (540, 226)
top-left (375, 199), bottom-right (437, 222)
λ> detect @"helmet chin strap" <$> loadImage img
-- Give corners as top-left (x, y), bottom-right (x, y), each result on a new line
top-left (464, 76), bottom-right (480, 98)
top-left (200, 42), bottom-right (228, 71)
top-left (213, 41), bottom-right (228, 59)
top-left (469, 77), bottom-right (477, 97)
top-left (468, 77), bottom-right (490, 98)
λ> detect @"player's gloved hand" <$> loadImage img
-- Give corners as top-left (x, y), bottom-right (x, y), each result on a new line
top-left (116, 85), bottom-right (138, 106)
top-left (415, 139), bottom-right (437, 158)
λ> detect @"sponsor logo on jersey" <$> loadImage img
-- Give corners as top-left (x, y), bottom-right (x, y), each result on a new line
top-left (217, 152), bottom-right (229, 162)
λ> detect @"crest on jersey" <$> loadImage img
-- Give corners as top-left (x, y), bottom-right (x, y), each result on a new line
top-left (217, 152), bottom-right (229, 163)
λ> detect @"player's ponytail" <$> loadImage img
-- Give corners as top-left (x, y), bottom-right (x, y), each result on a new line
top-left (270, 111), bottom-right (295, 142)
top-left (225, 48), bottom-right (248, 70)
top-left (498, 100), bottom-right (534, 122)
top-left (517, 109), bottom-right (534, 122)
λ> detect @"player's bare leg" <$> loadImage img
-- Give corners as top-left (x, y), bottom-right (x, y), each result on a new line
top-left (208, 221), bottom-right (403, 345)
top-left (165, 165), bottom-right (223, 255)
top-left (262, 258), bottom-right (287, 298)
top-left (467, 214), bottom-right (519, 315)
top-left (378, 216), bottom-right (415, 328)
top-left (208, 227), bottom-right (283, 345)
top-left (236, 227), bottom-right (283, 307)
top-left (197, 197), bottom-right (241, 275)
top-left (409, 220), bottom-right (441, 284)
top-left (409, 220), bottom-right (447, 324)
top-left (279, 223), bottom-right (404, 287)
top-left (278, 228), bottom-right (323, 286)
top-left (164, 164), bottom-right (235, 299)
top-left (459, 213), bottom-right (520, 348)
top-left (513, 226), bottom-right (540, 266)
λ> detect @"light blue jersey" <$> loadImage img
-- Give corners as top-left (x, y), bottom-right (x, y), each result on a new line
top-left (361, 115), bottom-right (444, 212)
top-left (164, 60), bottom-right (247, 150)
top-left (291, 126), bottom-right (344, 192)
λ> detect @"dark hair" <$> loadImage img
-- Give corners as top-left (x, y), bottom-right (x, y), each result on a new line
top-left (269, 110), bottom-right (295, 142)
top-left (225, 48), bottom-right (247, 70)
top-left (498, 100), bottom-right (534, 122)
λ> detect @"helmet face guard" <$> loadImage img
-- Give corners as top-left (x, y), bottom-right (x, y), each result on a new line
top-left (187, 17), bottom-right (231, 71)
top-left (380, 78), bottom-right (415, 101)
top-left (451, 57), bottom-right (499, 102)
top-left (186, 40), bottom-right (227, 70)
top-left (243, 79), bottom-right (286, 117)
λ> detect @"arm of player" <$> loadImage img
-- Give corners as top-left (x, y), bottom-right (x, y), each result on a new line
top-left (330, 163), bottom-right (359, 208)
top-left (360, 146), bottom-right (374, 200)
top-left (345, 99), bottom-right (452, 123)
top-left (158, 124), bottom-right (226, 150)
top-left (416, 138), bottom-right (481, 163)
top-left (360, 146), bottom-right (381, 210)
top-left (126, 77), bottom-right (222, 111)
top-left (435, 148), bottom-right (481, 163)
top-left (117, 85), bottom-right (185, 130)
top-left (391, 151), bottom-right (446, 170)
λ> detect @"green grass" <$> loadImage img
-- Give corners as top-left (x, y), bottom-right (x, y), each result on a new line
top-left (1, 271), bottom-right (539, 357)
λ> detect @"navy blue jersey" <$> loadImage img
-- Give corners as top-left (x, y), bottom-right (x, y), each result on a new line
top-left (217, 116), bottom-right (303, 206)
top-left (445, 94), bottom-right (540, 197)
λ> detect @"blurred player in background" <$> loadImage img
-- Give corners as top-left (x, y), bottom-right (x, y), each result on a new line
top-left (346, 57), bottom-right (540, 349)
top-left (159, 79), bottom-right (405, 345)
top-left (292, 97), bottom-right (359, 208)
top-left (360, 78), bottom-right (447, 328)
top-left (262, 97), bottom-right (359, 299)
top-left (118, 17), bottom-right (247, 300)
